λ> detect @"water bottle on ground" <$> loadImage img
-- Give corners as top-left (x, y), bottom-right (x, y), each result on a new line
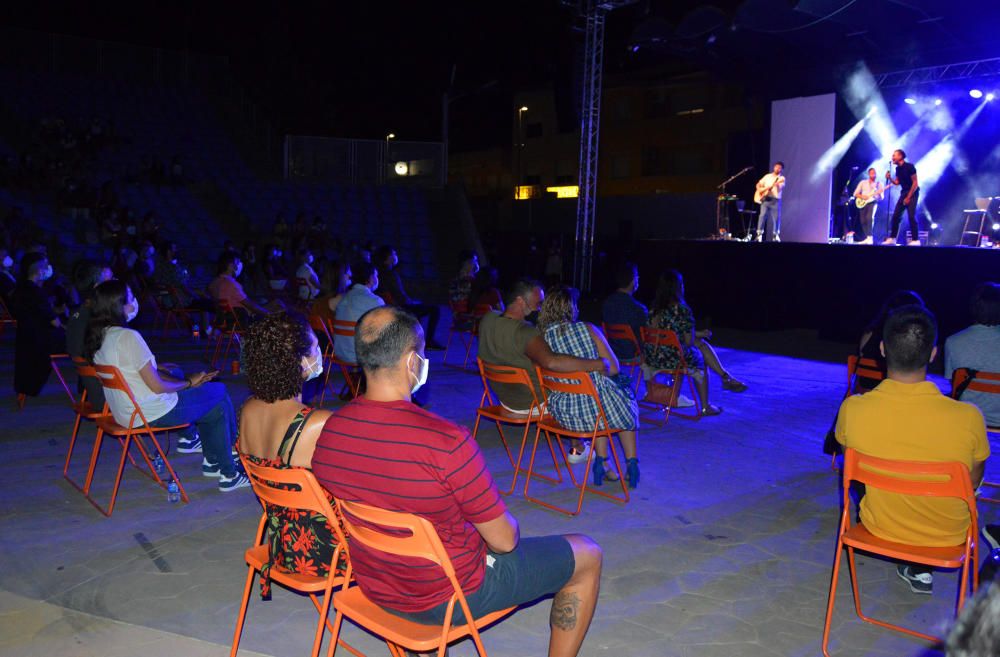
top-left (152, 454), bottom-right (165, 476)
top-left (166, 479), bottom-right (181, 504)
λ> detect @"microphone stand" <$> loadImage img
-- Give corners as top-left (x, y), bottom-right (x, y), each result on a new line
top-left (716, 166), bottom-right (754, 238)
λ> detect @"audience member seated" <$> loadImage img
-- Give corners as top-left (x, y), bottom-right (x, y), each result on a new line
top-left (263, 245), bottom-right (289, 292)
top-left (946, 282), bottom-right (1000, 428)
top-left (447, 249), bottom-right (479, 308)
top-left (84, 280), bottom-right (250, 492)
top-left (312, 306), bottom-right (602, 656)
top-left (295, 249), bottom-right (320, 301)
top-left (478, 277), bottom-right (608, 463)
top-left (540, 286), bottom-right (640, 488)
top-left (208, 251), bottom-right (270, 317)
top-left (154, 241), bottom-right (216, 331)
top-left (601, 261), bottom-right (647, 362)
top-left (67, 260), bottom-right (113, 406)
top-left (0, 247), bottom-right (15, 302)
top-left (311, 260), bottom-right (351, 326)
top-left (333, 261), bottom-right (384, 365)
top-left (835, 305), bottom-right (988, 594)
top-left (12, 253), bottom-right (65, 399)
top-left (856, 289), bottom-right (926, 391)
top-left (238, 312), bottom-right (341, 595)
top-left (375, 244), bottom-right (443, 349)
top-left (643, 270), bottom-right (746, 416)
top-left (471, 265), bottom-right (504, 312)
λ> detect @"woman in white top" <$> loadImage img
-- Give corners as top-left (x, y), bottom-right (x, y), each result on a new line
top-left (83, 279), bottom-right (250, 492)
top-left (295, 249), bottom-right (320, 301)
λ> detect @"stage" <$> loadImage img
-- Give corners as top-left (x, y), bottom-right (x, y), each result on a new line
top-left (634, 239), bottom-right (1000, 343)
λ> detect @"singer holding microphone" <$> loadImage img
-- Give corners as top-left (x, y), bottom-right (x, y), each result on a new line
top-left (884, 149), bottom-right (920, 246)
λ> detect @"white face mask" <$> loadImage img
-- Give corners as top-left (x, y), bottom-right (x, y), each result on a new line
top-left (2, 256), bottom-right (11, 268)
top-left (303, 352), bottom-right (324, 381)
top-left (234, 262), bottom-right (243, 277)
top-left (408, 351), bottom-right (429, 395)
top-left (125, 299), bottom-right (139, 323)
top-left (41, 264), bottom-right (54, 281)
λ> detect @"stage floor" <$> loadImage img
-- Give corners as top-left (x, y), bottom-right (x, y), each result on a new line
top-left (2, 321), bottom-right (998, 657)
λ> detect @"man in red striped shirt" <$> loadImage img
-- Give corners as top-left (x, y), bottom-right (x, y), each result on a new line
top-left (313, 306), bottom-right (602, 657)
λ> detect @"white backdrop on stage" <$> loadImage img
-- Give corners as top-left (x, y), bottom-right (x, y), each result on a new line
top-left (769, 93), bottom-right (835, 243)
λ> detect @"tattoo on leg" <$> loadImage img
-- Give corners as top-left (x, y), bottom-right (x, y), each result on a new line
top-left (550, 591), bottom-right (580, 631)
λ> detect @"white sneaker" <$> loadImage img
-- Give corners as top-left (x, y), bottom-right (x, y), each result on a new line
top-left (907, 240), bottom-right (921, 246)
top-left (673, 394), bottom-right (696, 408)
top-left (860, 236), bottom-right (873, 245)
top-left (567, 443), bottom-right (591, 464)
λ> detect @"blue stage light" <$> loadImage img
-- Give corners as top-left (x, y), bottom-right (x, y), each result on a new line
top-left (993, 222), bottom-right (1000, 231)
top-left (970, 89), bottom-right (984, 99)
top-left (904, 97), bottom-right (917, 105)
top-left (934, 98), bottom-right (942, 106)
top-left (987, 93), bottom-right (996, 102)
top-left (930, 222), bottom-right (939, 230)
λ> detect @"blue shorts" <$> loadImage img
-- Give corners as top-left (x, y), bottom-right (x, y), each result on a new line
top-left (388, 535), bottom-right (575, 626)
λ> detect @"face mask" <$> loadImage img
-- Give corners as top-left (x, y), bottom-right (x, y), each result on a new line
top-left (125, 299), bottom-right (139, 323)
top-left (307, 254), bottom-right (314, 264)
top-left (41, 264), bottom-right (54, 281)
top-left (303, 353), bottom-right (324, 381)
top-left (234, 262), bottom-right (243, 277)
top-left (408, 351), bottom-right (429, 395)
top-left (2, 256), bottom-right (11, 268)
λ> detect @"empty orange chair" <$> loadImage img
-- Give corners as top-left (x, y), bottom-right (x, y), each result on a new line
top-left (471, 358), bottom-right (562, 496)
top-left (601, 323), bottom-right (643, 391)
top-left (951, 368), bottom-right (1000, 502)
top-left (208, 300), bottom-right (247, 368)
top-left (83, 364), bottom-right (191, 516)
top-left (639, 326), bottom-right (701, 425)
top-left (230, 461), bottom-right (355, 657)
top-left (329, 319), bottom-right (362, 400)
top-left (443, 303), bottom-right (492, 370)
top-left (821, 448), bottom-right (979, 655)
top-left (524, 366), bottom-right (629, 516)
top-left (328, 499), bottom-right (518, 657)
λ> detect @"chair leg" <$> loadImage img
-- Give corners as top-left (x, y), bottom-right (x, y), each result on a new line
top-left (847, 546), bottom-right (940, 643)
top-left (88, 433), bottom-right (134, 517)
top-left (821, 542), bottom-right (844, 657)
top-left (230, 565), bottom-right (257, 657)
top-left (523, 428), bottom-right (590, 516)
top-left (63, 413), bottom-right (87, 488)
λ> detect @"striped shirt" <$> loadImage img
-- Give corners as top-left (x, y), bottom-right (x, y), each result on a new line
top-left (312, 397), bottom-right (506, 612)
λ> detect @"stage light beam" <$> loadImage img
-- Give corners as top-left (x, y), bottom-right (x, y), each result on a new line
top-left (811, 116), bottom-right (867, 183)
top-left (970, 89), bottom-right (983, 99)
top-left (934, 99), bottom-right (942, 106)
top-left (904, 97), bottom-right (917, 105)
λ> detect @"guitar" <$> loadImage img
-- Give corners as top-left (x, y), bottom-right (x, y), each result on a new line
top-left (855, 191), bottom-right (883, 209)
top-left (754, 176), bottom-right (783, 204)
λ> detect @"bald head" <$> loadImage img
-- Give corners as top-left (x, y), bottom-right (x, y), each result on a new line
top-left (356, 306), bottom-right (424, 374)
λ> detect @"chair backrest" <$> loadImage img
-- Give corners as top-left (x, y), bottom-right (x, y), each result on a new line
top-left (848, 355), bottom-right (884, 394)
top-left (951, 368), bottom-right (1000, 398)
top-left (476, 358), bottom-right (540, 410)
top-left (73, 357), bottom-right (102, 409)
top-left (243, 459), bottom-right (348, 545)
top-left (640, 326), bottom-right (688, 369)
top-left (215, 299), bottom-right (245, 330)
top-left (335, 499), bottom-right (458, 581)
top-left (603, 323), bottom-right (640, 348)
top-left (535, 366), bottom-right (614, 434)
top-left (92, 363), bottom-right (150, 428)
top-left (841, 448), bottom-right (977, 525)
top-left (309, 313), bottom-right (335, 344)
top-left (330, 318), bottom-right (356, 339)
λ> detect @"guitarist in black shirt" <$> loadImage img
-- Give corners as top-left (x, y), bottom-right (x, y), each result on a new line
top-left (885, 149), bottom-right (920, 246)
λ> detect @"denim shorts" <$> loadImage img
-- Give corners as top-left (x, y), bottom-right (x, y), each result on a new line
top-left (388, 535), bottom-right (575, 626)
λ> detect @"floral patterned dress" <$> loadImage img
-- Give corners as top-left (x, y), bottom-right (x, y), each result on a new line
top-left (643, 303), bottom-right (704, 370)
top-left (242, 407), bottom-right (346, 599)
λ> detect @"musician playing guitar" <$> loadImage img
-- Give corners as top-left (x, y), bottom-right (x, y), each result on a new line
top-left (852, 167), bottom-right (884, 244)
top-left (755, 161), bottom-right (785, 242)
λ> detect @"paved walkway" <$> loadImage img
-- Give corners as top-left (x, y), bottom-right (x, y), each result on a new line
top-left (1, 329), bottom-right (995, 657)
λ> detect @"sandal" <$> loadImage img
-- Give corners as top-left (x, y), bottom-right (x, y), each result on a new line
top-left (722, 376), bottom-right (748, 392)
top-left (591, 458), bottom-right (620, 486)
top-left (700, 404), bottom-right (723, 416)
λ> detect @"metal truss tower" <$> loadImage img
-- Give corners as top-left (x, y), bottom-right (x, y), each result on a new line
top-left (565, 1), bottom-right (634, 292)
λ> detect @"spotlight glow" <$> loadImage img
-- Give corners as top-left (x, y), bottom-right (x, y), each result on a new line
top-left (930, 222), bottom-right (939, 230)
top-left (987, 93), bottom-right (996, 102)
top-left (994, 223), bottom-right (1000, 231)
top-left (970, 89), bottom-right (984, 99)
top-left (904, 97), bottom-right (917, 105)
top-left (934, 99), bottom-right (942, 106)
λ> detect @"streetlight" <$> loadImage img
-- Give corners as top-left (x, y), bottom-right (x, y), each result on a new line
top-left (516, 106), bottom-right (528, 186)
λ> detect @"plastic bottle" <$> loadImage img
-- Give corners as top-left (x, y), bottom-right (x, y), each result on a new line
top-left (152, 454), bottom-right (165, 476)
top-left (166, 479), bottom-right (181, 504)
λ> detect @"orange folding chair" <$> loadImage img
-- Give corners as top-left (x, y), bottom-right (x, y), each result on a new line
top-left (208, 300), bottom-right (247, 369)
top-left (328, 499), bottom-right (518, 657)
top-left (443, 303), bottom-right (491, 370)
top-left (951, 368), bottom-right (1000, 503)
top-left (471, 359), bottom-right (562, 496)
top-left (309, 314), bottom-right (339, 407)
top-left (161, 286), bottom-right (197, 339)
top-left (639, 326), bottom-right (701, 425)
top-left (230, 461), bottom-right (359, 657)
top-left (54, 356), bottom-right (109, 492)
top-left (831, 356), bottom-right (887, 470)
top-left (524, 366), bottom-right (630, 516)
top-left (329, 319), bottom-right (362, 400)
top-left (821, 448), bottom-right (979, 656)
top-left (601, 323), bottom-right (643, 392)
top-left (82, 364), bottom-right (192, 516)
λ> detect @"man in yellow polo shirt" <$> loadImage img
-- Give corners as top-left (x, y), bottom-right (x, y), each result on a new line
top-left (836, 305), bottom-right (989, 594)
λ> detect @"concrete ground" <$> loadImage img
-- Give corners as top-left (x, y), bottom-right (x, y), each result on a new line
top-left (1, 324), bottom-right (996, 657)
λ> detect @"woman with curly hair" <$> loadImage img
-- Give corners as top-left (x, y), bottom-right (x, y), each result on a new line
top-left (238, 311), bottom-right (341, 595)
top-left (644, 270), bottom-right (746, 416)
top-left (538, 285), bottom-right (640, 488)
